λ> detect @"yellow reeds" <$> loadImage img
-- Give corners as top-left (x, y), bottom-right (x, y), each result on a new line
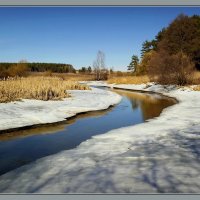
top-left (107, 75), bottom-right (150, 85)
top-left (0, 76), bottom-right (89, 103)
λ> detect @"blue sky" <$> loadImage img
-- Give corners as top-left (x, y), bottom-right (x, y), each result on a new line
top-left (0, 7), bottom-right (200, 71)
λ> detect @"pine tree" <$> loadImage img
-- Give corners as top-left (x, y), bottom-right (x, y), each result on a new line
top-left (127, 55), bottom-right (139, 72)
top-left (141, 40), bottom-right (155, 58)
top-left (87, 66), bottom-right (92, 73)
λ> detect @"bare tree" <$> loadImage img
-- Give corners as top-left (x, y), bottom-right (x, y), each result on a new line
top-left (93, 50), bottom-right (107, 80)
top-left (93, 60), bottom-right (99, 80)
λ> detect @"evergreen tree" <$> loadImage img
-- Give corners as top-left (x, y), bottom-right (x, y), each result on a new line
top-left (141, 28), bottom-right (166, 58)
top-left (141, 41), bottom-right (153, 58)
top-left (79, 67), bottom-right (86, 73)
top-left (127, 55), bottom-right (139, 72)
top-left (87, 66), bottom-right (92, 73)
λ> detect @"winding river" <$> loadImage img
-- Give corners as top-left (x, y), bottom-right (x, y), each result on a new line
top-left (0, 88), bottom-right (176, 176)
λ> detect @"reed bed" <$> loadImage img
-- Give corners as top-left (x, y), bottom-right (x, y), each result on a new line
top-left (29, 72), bottom-right (95, 81)
top-left (107, 75), bottom-right (150, 85)
top-left (0, 76), bottom-right (89, 103)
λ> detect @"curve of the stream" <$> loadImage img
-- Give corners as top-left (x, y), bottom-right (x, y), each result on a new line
top-left (0, 88), bottom-right (176, 176)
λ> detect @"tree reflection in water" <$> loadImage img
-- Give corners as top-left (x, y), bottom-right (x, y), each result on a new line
top-left (112, 89), bottom-right (176, 121)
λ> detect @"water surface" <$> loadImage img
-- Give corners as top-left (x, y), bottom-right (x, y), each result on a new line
top-left (0, 88), bottom-right (176, 176)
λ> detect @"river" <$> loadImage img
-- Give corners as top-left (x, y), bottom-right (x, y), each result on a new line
top-left (0, 88), bottom-right (176, 176)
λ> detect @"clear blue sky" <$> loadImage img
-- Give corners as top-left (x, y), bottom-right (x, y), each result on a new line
top-left (0, 7), bottom-right (200, 71)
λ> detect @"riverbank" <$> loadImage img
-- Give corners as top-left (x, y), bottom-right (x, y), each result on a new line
top-left (0, 87), bottom-right (121, 132)
top-left (0, 82), bottom-right (200, 193)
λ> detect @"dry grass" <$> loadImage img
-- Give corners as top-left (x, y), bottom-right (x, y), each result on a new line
top-left (192, 71), bottom-right (200, 84)
top-left (185, 71), bottom-right (200, 91)
top-left (193, 85), bottom-right (200, 91)
top-left (62, 74), bottom-right (95, 81)
top-left (107, 75), bottom-right (150, 85)
top-left (0, 76), bottom-right (89, 103)
top-left (193, 71), bottom-right (200, 79)
top-left (29, 72), bottom-right (95, 81)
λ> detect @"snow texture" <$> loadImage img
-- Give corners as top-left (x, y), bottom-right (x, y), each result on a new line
top-left (1, 82), bottom-right (200, 193)
top-left (0, 87), bottom-right (121, 132)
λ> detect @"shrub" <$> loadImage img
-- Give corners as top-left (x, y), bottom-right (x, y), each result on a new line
top-left (148, 50), bottom-right (194, 85)
top-left (0, 70), bottom-right (9, 79)
top-left (7, 60), bottom-right (28, 78)
top-left (100, 69), bottom-right (109, 80)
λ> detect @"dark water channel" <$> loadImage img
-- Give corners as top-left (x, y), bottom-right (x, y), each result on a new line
top-left (0, 88), bottom-right (176, 176)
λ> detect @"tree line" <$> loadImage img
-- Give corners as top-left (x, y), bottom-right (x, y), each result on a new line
top-left (0, 61), bottom-right (76, 78)
top-left (128, 14), bottom-right (200, 85)
top-left (78, 66), bottom-right (92, 73)
top-left (28, 63), bottom-right (75, 73)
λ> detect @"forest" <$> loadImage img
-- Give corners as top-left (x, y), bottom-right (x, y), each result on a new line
top-left (128, 14), bottom-right (200, 85)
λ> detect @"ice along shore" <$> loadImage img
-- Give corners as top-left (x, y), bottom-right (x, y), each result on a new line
top-left (0, 87), bottom-right (122, 133)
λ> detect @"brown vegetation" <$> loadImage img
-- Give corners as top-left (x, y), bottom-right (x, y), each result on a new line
top-left (191, 71), bottom-right (200, 84)
top-left (107, 75), bottom-right (149, 84)
top-left (193, 85), bottom-right (200, 91)
top-left (148, 51), bottom-right (194, 85)
top-left (129, 14), bottom-right (200, 86)
top-left (0, 60), bottom-right (28, 79)
top-left (0, 76), bottom-right (89, 103)
top-left (29, 72), bottom-right (95, 81)
top-left (93, 51), bottom-right (109, 80)
top-left (136, 51), bottom-right (153, 75)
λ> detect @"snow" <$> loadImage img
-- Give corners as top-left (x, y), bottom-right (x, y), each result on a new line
top-left (0, 87), bottom-right (122, 132)
top-left (1, 82), bottom-right (200, 193)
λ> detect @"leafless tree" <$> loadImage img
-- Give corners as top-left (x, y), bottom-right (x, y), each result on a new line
top-left (93, 50), bottom-right (108, 80)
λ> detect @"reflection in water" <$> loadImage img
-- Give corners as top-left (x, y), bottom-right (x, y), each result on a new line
top-left (0, 88), bottom-right (176, 176)
top-left (114, 90), bottom-right (176, 120)
top-left (0, 108), bottom-right (113, 142)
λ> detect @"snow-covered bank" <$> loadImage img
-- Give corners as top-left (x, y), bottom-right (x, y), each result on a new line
top-left (0, 87), bottom-right (121, 132)
top-left (1, 83), bottom-right (200, 193)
